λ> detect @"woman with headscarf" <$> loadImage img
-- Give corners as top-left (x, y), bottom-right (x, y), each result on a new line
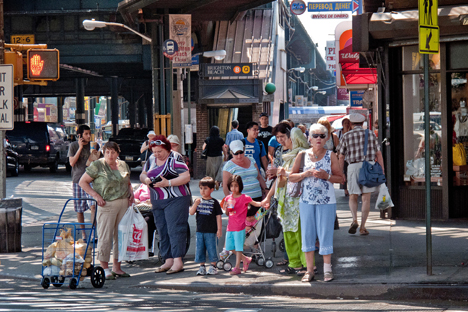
top-left (262, 127), bottom-right (309, 275)
top-left (202, 126), bottom-right (225, 190)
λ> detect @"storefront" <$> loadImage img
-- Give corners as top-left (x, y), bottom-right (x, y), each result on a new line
top-left (354, 3), bottom-right (468, 219)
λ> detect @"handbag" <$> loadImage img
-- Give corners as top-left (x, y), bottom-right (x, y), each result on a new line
top-left (358, 129), bottom-right (386, 187)
top-left (453, 143), bottom-right (467, 166)
top-left (265, 199), bottom-right (282, 239)
top-left (287, 151), bottom-right (305, 198)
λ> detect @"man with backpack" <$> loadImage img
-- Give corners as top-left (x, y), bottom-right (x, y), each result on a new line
top-left (243, 121), bottom-right (268, 175)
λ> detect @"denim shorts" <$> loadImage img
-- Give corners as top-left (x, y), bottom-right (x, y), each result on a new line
top-left (225, 229), bottom-right (245, 252)
top-left (195, 232), bottom-right (218, 263)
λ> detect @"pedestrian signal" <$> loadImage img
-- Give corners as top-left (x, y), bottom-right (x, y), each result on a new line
top-left (27, 49), bottom-right (60, 81)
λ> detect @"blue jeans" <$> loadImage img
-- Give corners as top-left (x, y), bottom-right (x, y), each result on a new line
top-left (195, 232), bottom-right (218, 263)
top-left (152, 196), bottom-right (190, 259)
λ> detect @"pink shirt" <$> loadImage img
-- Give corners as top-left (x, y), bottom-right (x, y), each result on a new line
top-left (225, 194), bottom-right (252, 232)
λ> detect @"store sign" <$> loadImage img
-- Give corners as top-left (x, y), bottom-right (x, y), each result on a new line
top-left (0, 65), bottom-right (14, 130)
top-left (291, 0), bottom-right (306, 15)
top-left (169, 14), bottom-right (192, 67)
top-left (307, 1), bottom-right (359, 12)
top-left (350, 90), bottom-right (365, 107)
top-left (326, 41), bottom-right (336, 74)
top-left (203, 63), bottom-right (252, 77)
top-left (337, 88), bottom-right (349, 101)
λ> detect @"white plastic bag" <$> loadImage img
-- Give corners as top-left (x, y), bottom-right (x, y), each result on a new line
top-left (375, 184), bottom-right (394, 210)
top-left (118, 205), bottom-right (149, 262)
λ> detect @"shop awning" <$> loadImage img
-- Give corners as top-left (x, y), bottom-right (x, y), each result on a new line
top-left (339, 44), bottom-right (377, 85)
top-left (200, 88), bottom-right (259, 105)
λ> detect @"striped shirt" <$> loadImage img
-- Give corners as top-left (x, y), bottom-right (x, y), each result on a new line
top-left (337, 127), bottom-right (380, 164)
top-left (223, 158), bottom-right (262, 199)
top-left (145, 151), bottom-right (191, 200)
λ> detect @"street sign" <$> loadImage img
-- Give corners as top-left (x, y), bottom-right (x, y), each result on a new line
top-left (203, 63), bottom-right (253, 77)
top-left (163, 39), bottom-right (178, 59)
top-left (0, 65), bottom-right (14, 130)
top-left (418, 0), bottom-right (439, 54)
top-left (10, 34), bottom-right (35, 44)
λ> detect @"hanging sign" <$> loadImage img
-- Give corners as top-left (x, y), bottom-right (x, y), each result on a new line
top-left (169, 14), bottom-right (192, 67)
top-left (418, 0), bottom-right (439, 54)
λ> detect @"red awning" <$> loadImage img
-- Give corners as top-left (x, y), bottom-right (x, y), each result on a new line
top-left (339, 45), bottom-right (377, 84)
top-left (326, 114), bottom-right (346, 122)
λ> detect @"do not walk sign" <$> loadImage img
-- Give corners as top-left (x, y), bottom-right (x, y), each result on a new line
top-left (418, 0), bottom-right (439, 54)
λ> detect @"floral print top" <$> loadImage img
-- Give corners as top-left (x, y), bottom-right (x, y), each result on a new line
top-left (300, 150), bottom-right (336, 205)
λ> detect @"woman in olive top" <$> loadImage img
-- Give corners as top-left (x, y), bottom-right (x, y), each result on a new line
top-left (79, 141), bottom-right (134, 280)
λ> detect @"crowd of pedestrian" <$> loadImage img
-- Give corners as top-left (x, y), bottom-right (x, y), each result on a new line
top-left (67, 110), bottom-right (383, 283)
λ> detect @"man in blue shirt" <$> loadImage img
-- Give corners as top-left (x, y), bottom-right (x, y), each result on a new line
top-left (225, 120), bottom-right (244, 147)
top-left (243, 121), bottom-right (268, 172)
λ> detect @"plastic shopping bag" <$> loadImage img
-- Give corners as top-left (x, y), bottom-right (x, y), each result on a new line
top-left (375, 184), bottom-right (394, 210)
top-left (118, 205), bottom-right (149, 262)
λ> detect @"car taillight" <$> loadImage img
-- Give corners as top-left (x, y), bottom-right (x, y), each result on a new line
top-left (45, 145), bottom-right (50, 152)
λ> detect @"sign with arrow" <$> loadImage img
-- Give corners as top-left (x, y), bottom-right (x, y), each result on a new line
top-left (419, 0), bottom-right (439, 54)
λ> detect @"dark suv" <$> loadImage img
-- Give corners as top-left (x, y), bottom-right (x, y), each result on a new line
top-left (6, 122), bottom-right (71, 172)
top-left (109, 128), bottom-right (149, 168)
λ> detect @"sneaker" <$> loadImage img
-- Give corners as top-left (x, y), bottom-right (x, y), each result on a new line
top-left (219, 250), bottom-right (232, 261)
top-left (196, 266), bottom-right (206, 275)
top-left (206, 266), bottom-right (218, 275)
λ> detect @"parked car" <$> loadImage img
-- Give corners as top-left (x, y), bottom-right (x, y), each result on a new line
top-left (5, 136), bottom-right (19, 177)
top-left (109, 128), bottom-right (150, 168)
top-left (6, 122), bottom-right (71, 173)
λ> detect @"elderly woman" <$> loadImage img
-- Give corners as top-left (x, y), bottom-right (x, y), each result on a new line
top-left (140, 130), bottom-right (156, 165)
top-left (289, 124), bottom-right (343, 283)
top-left (167, 134), bottom-right (181, 153)
top-left (79, 141), bottom-right (134, 280)
top-left (262, 126), bottom-right (309, 274)
top-left (140, 135), bottom-right (191, 274)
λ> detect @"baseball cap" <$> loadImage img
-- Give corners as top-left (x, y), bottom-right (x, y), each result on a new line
top-left (260, 112), bottom-right (268, 118)
top-left (167, 134), bottom-right (180, 145)
top-left (229, 140), bottom-right (244, 154)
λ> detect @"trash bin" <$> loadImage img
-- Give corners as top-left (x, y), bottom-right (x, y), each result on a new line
top-left (0, 198), bottom-right (22, 253)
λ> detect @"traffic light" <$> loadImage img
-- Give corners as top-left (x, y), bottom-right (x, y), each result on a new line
top-left (27, 49), bottom-right (60, 81)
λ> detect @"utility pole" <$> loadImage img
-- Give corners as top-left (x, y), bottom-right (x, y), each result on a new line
top-left (0, 0), bottom-right (6, 198)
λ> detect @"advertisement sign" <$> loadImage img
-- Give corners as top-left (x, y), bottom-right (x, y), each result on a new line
top-left (337, 88), bottom-right (349, 101)
top-left (169, 14), bottom-right (192, 67)
top-left (350, 90), bottom-right (365, 107)
top-left (295, 95), bottom-right (304, 107)
top-left (290, 0), bottom-right (307, 15)
top-left (203, 63), bottom-right (252, 77)
top-left (37, 103), bottom-right (57, 122)
top-left (326, 41), bottom-right (336, 74)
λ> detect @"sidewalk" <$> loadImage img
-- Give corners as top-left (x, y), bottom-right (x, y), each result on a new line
top-left (1, 180), bottom-right (468, 300)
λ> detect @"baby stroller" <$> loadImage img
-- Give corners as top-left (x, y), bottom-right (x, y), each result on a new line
top-left (217, 207), bottom-right (276, 271)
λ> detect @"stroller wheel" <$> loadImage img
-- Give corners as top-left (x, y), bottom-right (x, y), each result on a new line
top-left (223, 262), bottom-right (232, 272)
top-left (256, 257), bottom-right (265, 266)
top-left (279, 239), bottom-right (285, 252)
top-left (265, 259), bottom-right (274, 269)
top-left (216, 260), bottom-right (224, 270)
top-left (41, 277), bottom-right (50, 289)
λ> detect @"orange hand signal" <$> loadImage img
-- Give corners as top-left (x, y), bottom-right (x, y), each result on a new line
top-left (30, 54), bottom-right (44, 76)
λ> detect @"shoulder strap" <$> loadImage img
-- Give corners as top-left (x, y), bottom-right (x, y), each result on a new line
top-left (363, 129), bottom-right (369, 158)
top-left (299, 151), bottom-right (305, 173)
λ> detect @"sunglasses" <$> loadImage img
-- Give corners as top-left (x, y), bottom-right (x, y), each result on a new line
top-left (311, 134), bottom-right (327, 139)
top-left (150, 140), bottom-right (166, 146)
top-left (234, 151), bottom-right (244, 155)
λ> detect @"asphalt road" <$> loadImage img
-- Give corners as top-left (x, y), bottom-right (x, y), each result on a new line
top-left (0, 278), bottom-right (467, 311)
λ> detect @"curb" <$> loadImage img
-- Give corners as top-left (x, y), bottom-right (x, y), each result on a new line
top-left (138, 281), bottom-right (468, 301)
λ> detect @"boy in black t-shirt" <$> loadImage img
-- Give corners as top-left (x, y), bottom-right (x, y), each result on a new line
top-left (189, 177), bottom-right (223, 275)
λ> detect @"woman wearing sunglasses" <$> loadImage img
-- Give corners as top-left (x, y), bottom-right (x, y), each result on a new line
top-left (289, 124), bottom-right (343, 283)
top-left (140, 135), bottom-right (191, 275)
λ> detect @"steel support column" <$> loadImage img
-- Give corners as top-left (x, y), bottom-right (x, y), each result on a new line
top-left (111, 77), bottom-right (119, 136)
top-left (75, 78), bottom-right (86, 125)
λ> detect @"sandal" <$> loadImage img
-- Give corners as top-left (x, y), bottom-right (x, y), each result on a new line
top-left (276, 259), bottom-right (289, 266)
top-left (296, 267), bottom-right (308, 276)
top-left (360, 228), bottom-right (369, 236)
top-left (280, 266), bottom-right (302, 275)
top-left (301, 271), bottom-right (314, 282)
top-left (348, 221), bottom-right (359, 234)
top-left (324, 271), bottom-right (334, 282)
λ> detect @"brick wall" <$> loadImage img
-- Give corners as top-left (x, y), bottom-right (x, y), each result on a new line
top-left (195, 102), bottom-right (209, 179)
